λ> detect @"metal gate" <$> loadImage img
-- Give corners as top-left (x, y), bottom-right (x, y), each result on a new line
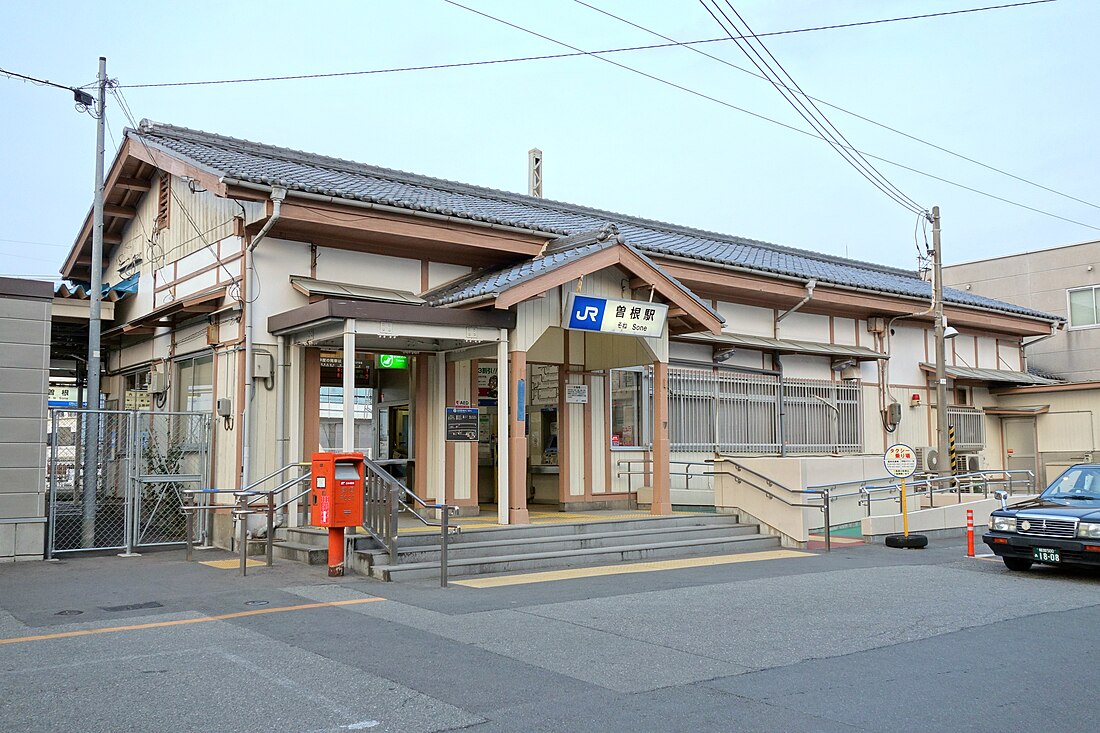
top-left (47, 409), bottom-right (211, 556)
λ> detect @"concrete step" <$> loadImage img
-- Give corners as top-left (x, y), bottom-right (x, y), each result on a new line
top-left (362, 514), bottom-right (745, 549)
top-left (272, 540), bottom-right (327, 566)
top-left (364, 523), bottom-right (762, 565)
top-left (362, 533), bottom-right (781, 581)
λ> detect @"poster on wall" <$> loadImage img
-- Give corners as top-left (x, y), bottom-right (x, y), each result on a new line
top-left (477, 364), bottom-right (498, 406)
top-left (565, 384), bottom-right (589, 404)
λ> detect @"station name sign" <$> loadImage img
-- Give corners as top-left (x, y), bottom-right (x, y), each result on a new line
top-left (564, 293), bottom-right (668, 338)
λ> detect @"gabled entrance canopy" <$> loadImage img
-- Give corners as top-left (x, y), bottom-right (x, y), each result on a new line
top-left (424, 229), bottom-right (723, 337)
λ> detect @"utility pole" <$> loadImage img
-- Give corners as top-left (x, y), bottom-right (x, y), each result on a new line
top-left (931, 206), bottom-right (951, 484)
top-left (82, 56), bottom-right (107, 547)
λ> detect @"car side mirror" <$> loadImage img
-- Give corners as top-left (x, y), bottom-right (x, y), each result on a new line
top-left (994, 490), bottom-right (1008, 510)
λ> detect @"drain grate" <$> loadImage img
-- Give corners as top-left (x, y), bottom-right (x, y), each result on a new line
top-left (55, 609), bottom-right (83, 616)
top-left (97, 601), bottom-right (164, 613)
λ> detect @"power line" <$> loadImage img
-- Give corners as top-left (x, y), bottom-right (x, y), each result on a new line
top-left (575, 0), bottom-right (1098, 214)
top-left (110, 1), bottom-right (1054, 89)
top-left (445, 0), bottom-right (1099, 232)
top-left (0, 67), bottom-right (96, 106)
top-left (702, 0), bottom-right (925, 215)
top-left (0, 237), bottom-right (70, 248)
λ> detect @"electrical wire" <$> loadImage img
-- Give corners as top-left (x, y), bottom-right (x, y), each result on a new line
top-left (447, 0), bottom-right (1100, 232)
top-left (111, 1), bottom-right (1055, 89)
top-left (574, 0), bottom-right (1098, 214)
top-left (109, 85), bottom-right (246, 302)
top-left (701, 0), bottom-right (925, 215)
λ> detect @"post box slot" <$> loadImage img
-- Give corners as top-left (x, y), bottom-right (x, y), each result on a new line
top-left (335, 463), bottom-right (359, 480)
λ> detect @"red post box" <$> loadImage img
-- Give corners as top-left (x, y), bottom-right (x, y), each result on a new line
top-left (310, 452), bottom-right (365, 576)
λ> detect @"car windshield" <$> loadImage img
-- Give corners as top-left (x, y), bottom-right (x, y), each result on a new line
top-left (1041, 466), bottom-right (1100, 500)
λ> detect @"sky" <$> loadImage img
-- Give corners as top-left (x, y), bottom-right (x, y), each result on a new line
top-left (1, 0), bottom-right (1097, 281)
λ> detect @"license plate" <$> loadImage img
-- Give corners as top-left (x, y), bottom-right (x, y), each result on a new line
top-left (1033, 547), bottom-right (1060, 563)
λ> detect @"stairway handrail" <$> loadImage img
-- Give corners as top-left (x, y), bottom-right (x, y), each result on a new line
top-left (705, 457), bottom-right (831, 551)
top-left (361, 455), bottom-right (458, 587)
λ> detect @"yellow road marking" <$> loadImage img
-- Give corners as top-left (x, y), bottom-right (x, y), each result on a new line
top-left (0, 597), bottom-right (384, 646)
top-left (453, 549), bottom-right (813, 588)
top-left (199, 558), bottom-right (266, 569)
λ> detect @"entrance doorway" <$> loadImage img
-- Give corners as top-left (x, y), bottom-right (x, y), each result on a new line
top-left (1002, 416), bottom-right (1038, 487)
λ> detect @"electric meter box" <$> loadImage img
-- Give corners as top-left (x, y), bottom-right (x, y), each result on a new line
top-left (310, 452), bottom-right (365, 528)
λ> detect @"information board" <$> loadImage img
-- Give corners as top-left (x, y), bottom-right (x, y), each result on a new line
top-left (445, 407), bottom-right (479, 442)
top-left (565, 384), bottom-right (589, 404)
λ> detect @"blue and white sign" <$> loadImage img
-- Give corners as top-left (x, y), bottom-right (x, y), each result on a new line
top-left (564, 292), bottom-right (669, 338)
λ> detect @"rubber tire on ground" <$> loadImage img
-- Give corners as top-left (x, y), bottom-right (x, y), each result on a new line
top-left (1002, 556), bottom-right (1033, 571)
top-left (884, 533), bottom-right (929, 549)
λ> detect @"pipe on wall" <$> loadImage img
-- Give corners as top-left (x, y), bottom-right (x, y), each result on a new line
top-left (241, 187), bottom-right (286, 487)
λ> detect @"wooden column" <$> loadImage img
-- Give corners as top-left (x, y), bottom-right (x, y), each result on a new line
top-left (414, 354), bottom-right (429, 499)
top-left (558, 337), bottom-right (570, 504)
top-left (302, 348), bottom-right (320, 460)
top-left (508, 350), bottom-right (530, 524)
top-left (651, 360), bottom-right (672, 515)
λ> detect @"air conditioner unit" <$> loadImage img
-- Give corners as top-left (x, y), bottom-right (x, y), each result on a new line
top-left (914, 446), bottom-right (940, 473)
top-left (148, 367), bottom-right (167, 394)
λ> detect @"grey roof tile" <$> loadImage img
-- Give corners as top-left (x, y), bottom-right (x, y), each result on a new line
top-left (129, 120), bottom-right (1059, 322)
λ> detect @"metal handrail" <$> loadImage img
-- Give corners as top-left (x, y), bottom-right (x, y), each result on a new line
top-left (705, 457), bottom-right (832, 551)
top-left (852, 470), bottom-right (1035, 517)
top-left (181, 462), bottom-right (311, 576)
top-left (361, 456), bottom-right (459, 588)
top-left (615, 459), bottom-right (710, 493)
top-left (807, 469), bottom-right (1035, 497)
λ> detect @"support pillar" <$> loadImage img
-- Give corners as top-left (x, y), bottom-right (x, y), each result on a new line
top-left (508, 349), bottom-right (530, 524)
top-left (495, 337), bottom-right (510, 525)
top-left (651, 360), bottom-right (672, 515)
top-left (341, 321), bottom-right (355, 452)
top-left (414, 353), bottom-right (429, 499)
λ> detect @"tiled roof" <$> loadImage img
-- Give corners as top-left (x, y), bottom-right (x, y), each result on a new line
top-left (129, 120), bottom-right (1058, 322)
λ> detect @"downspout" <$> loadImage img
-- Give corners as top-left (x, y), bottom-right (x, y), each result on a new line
top-left (773, 279), bottom-right (814, 457)
top-left (775, 279), bottom-right (816, 338)
top-left (241, 186), bottom-right (287, 487)
top-left (1020, 321), bottom-right (1062, 372)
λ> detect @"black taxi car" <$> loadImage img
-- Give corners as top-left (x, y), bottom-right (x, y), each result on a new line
top-left (984, 464), bottom-right (1100, 571)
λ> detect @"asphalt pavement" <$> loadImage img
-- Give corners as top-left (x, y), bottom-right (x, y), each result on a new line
top-left (1, 539), bottom-right (1097, 732)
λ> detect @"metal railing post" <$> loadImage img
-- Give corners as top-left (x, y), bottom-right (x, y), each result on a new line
top-left (238, 496), bottom-right (248, 577)
top-left (266, 491), bottom-right (274, 567)
top-left (389, 485), bottom-right (400, 565)
top-left (822, 489), bottom-right (831, 552)
top-left (440, 506), bottom-right (449, 588)
top-left (122, 410), bottom-right (138, 556)
top-left (185, 504), bottom-right (194, 562)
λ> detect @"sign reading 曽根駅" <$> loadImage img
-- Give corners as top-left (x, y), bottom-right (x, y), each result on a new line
top-left (564, 293), bottom-right (668, 338)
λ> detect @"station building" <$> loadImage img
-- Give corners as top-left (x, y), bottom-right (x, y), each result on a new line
top-left (53, 120), bottom-right (1061, 549)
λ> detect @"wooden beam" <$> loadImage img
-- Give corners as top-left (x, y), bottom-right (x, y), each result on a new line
top-left (104, 204), bottom-right (137, 219)
top-left (114, 177), bottom-right (152, 192)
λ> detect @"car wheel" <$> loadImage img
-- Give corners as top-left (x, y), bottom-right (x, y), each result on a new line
top-left (1003, 557), bottom-right (1033, 571)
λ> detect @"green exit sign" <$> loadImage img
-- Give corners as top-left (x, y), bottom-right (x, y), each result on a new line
top-left (377, 354), bottom-right (409, 369)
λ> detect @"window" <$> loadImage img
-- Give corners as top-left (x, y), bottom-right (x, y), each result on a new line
top-left (1068, 286), bottom-right (1100, 328)
top-left (175, 355), bottom-right (213, 412)
top-left (610, 369), bottom-right (649, 448)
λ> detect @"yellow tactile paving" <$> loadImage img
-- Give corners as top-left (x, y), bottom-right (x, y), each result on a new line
top-left (452, 549), bottom-right (813, 588)
top-left (199, 558), bottom-right (266, 569)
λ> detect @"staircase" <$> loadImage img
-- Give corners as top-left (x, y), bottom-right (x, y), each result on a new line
top-left (274, 513), bottom-right (780, 581)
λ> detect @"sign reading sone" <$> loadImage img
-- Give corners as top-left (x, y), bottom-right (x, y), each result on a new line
top-left (565, 293), bottom-right (669, 338)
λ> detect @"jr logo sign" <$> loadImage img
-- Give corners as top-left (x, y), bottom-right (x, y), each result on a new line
top-left (567, 295), bottom-right (607, 331)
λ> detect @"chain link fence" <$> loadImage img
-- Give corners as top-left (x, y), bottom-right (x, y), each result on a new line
top-left (47, 409), bottom-right (210, 556)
